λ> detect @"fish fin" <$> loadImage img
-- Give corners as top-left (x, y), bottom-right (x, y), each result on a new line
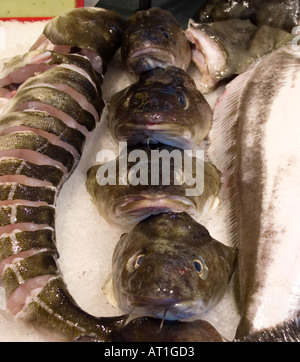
top-left (207, 58), bottom-right (262, 248)
top-left (236, 316), bottom-right (300, 342)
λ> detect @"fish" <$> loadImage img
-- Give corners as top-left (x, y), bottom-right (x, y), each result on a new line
top-left (110, 212), bottom-right (236, 321)
top-left (0, 50), bottom-right (103, 100)
top-left (207, 44), bottom-right (300, 340)
top-left (30, 7), bottom-right (127, 74)
top-left (86, 143), bottom-right (220, 227)
top-left (185, 19), bottom-right (295, 93)
top-left (236, 316), bottom-right (300, 342)
top-left (0, 8), bottom-right (130, 341)
top-left (121, 7), bottom-right (191, 75)
top-left (76, 316), bottom-right (224, 342)
top-left (107, 66), bottom-right (213, 149)
top-left (194, 0), bottom-right (300, 32)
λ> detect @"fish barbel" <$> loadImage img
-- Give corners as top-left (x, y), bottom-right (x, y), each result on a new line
top-left (107, 66), bottom-right (213, 149)
top-left (122, 7), bottom-right (191, 75)
top-left (111, 212), bottom-right (236, 321)
top-left (208, 44), bottom-right (300, 340)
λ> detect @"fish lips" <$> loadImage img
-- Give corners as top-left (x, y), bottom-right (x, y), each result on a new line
top-left (125, 47), bottom-right (176, 74)
top-left (110, 114), bottom-right (196, 149)
top-left (113, 194), bottom-right (197, 225)
top-left (119, 292), bottom-right (207, 321)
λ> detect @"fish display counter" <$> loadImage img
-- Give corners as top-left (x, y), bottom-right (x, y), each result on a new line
top-left (0, 1), bottom-right (299, 342)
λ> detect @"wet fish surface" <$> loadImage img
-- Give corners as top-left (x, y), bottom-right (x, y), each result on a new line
top-left (0, 50), bottom-right (104, 100)
top-left (30, 7), bottom-right (127, 74)
top-left (86, 143), bottom-right (220, 227)
top-left (185, 19), bottom-right (294, 93)
top-left (122, 7), bottom-right (191, 75)
top-left (195, 0), bottom-right (300, 32)
top-left (111, 212), bottom-right (236, 321)
top-left (0, 8), bottom-right (130, 341)
top-left (208, 44), bottom-right (300, 340)
top-left (107, 66), bottom-right (213, 149)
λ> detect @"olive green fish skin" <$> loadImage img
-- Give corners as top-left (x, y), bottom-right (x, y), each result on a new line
top-left (0, 111), bottom-right (86, 155)
top-left (0, 50), bottom-right (103, 92)
top-left (0, 184), bottom-right (56, 205)
top-left (108, 66), bottom-right (212, 149)
top-left (86, 143), bottom-right (220, 227)
top-left (112, 212), bottom-right (236, 321)
top-left (22, 67), bottom-right (104, 117)
top-left (0, 229), bottom-right (56, 262)
top-left (122, 7), bottom-right (191, 74)
top-left (20, 277), bottom-right (129, 342)
top-left (195, 0), bottom-right (300, 32)
top-left (40, 7), bottom-right (127, 65)
top-left (0, 132), bottom-right (75, 172)
top-left (4, 86), bottom-right (96, 133)
top-left (0, 158), bottom-right (64, 187)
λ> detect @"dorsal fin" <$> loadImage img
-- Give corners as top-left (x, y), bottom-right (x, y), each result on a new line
top-left (207, 59), bottom-right (263, 247)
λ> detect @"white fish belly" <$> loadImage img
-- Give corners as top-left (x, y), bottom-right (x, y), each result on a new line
top-left (209, 45), bottom-right (300, 338)
top-left (244, 66), bottom-right (300, 332)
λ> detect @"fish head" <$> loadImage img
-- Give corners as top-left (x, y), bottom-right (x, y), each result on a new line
top-left (122, 8), bottom-right (191, 74)
top-left (108, 67), bottom-right (212, 149)
top-left (112, 212), bottom-right (236, 320)
top-left (42, 8), bottom-right (127, 65)
top-left (86, 144), bottom-right (200, 227)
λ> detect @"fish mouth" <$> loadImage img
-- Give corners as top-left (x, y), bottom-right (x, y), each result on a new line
top-left (114, 195), bottom-right (197, 224)
top-left (127, 296), bottom-right (206, 321)
top-left (185, 20), bottom-right (226, 92)
top-left (117, 121), bottom-right (194, 149)
top-left (127, 47), bottom-right (176, 71)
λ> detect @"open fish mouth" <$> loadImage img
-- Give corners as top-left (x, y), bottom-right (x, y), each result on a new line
top-left (185, 20), bottom-right (227, 92)
top-left (127, 47), bottom-right (176, 64)
top-left (127, 297), bottom-right (205, 321)
top-left (114, 195), bottom-right (197, 222)
top-left (117, 121), bottom-right (194, 148)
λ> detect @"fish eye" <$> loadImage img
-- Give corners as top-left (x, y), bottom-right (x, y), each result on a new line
top-left (162, 31), bottom-right (170, 39)
top-left (193, 258), bottom-right (207, 280)
top-left (109, 23), bottom-right (118, 32)
top-left (176, 91), bottom-right (189, 109)
top-left (127, 254), bottom-right (145, 272)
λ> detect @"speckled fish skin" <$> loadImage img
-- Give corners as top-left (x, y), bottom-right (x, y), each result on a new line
top-left (195, 0), bottom-right (300, 32)
top-left (86, 143), bottom-right (220, 227)
top-left (0, 50), bottom-right (103, 94)
top-left (108, 66), bottom-right (212, 149)
top-left (112, 212), bottom-right (236, 321)
top-left (0, 8), bottom-right (130, 341)
top-left (30, 7), bottom-right (127, 69)
top-left (208, 45), bottom-right (300, 340)
top-left (121, 7), bottom-right (191, 75)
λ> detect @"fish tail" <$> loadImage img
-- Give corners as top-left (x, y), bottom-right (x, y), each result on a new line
top-left (236, 316), bottom-right (300, 342)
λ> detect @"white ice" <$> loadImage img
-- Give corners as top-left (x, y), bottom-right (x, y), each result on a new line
top-left (0, 20), bottom-right (240, 342)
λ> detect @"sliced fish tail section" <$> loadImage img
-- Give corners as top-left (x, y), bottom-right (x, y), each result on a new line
top-left (0, 7), bottom-right (128, 341)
